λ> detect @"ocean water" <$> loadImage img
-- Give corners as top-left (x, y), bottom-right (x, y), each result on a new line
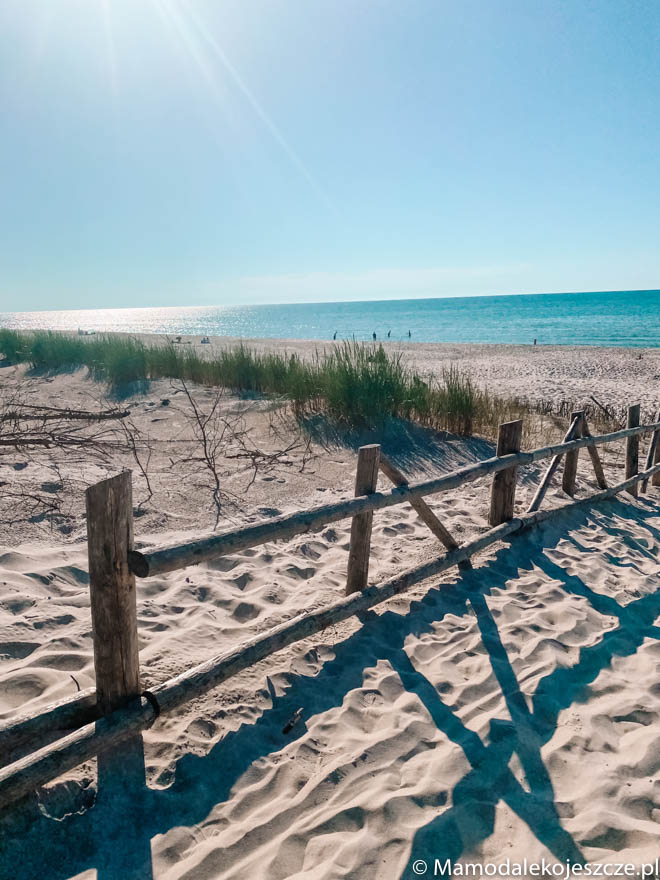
top-left (2, 289), bottom-right (660, 347)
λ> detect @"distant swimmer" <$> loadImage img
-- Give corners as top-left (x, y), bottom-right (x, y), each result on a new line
top-left (372, 332), bottom-right (377, 341)
top-left (408, 330), bottom-right (411, 338)
top-left (533, 338), bottom-right (537, 345)
top-left (387, 330), bottom-right (391, 338)
top-left (333, 331), bottom-right (337, 340)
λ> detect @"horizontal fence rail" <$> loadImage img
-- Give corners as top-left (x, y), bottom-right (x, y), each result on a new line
top-left (3, 457), bottom-right (660, 809)
top-left (130, 418), bottom-right (660, 578)
top-left (2, 407), bottom-right (660, 811)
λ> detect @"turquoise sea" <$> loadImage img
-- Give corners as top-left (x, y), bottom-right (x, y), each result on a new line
top-left (2, 290), bottom-right (660, 347)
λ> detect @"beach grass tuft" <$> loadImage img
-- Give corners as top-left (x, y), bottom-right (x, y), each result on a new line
top-left (0, 330), bottom-right (624, 442)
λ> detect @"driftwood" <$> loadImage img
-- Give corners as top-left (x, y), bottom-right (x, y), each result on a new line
top-left (3, 458), bottom-right (660, 811)
top-left (0, 405), bottom-right (129, 423)
top-left (130, 419), bottom-right (660, 578)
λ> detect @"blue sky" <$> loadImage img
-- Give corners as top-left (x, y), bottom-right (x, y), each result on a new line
top-left (2, 0), bottom-right (659, 311)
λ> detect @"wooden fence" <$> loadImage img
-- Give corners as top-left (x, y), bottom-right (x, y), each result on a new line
top-left (2, 405), bottom-right (660, 810)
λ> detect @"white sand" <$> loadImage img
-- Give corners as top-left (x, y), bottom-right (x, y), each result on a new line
top-left (2, 341), bottom-right (660, 878)
top-left (142, 334), bottom-right (660, 414)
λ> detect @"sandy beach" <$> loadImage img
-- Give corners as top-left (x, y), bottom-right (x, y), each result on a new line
top-left (2, 338), bottom-right (660, 878)
top-left (136, 334), bottom-right (660, 415)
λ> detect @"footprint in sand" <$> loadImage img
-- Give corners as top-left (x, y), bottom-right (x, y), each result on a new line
top-left (0, 597), bottom-right (36, 614)
top-left (206, 556), bottom-right (240, 572)
top-left (232, 572), bottom-right (254, 591)
top-left (27, 652), bottom-right (88, 671)
top-left (284, 564), bottom-right (316, 580)
top-left (39, 481), bottom-right (63, 494)
top-left (299, 541), bottom-right (328, 560)
top-left (0, 672), bottom-right (48, 709)
top-left (232, 601), bottom-right (260, 623)
top-left (0, 641), bottom-right (38, 661)
top-left (257, 507), bottom-right (282, 517)
top-left (186, 717), bottom-right (218, 740)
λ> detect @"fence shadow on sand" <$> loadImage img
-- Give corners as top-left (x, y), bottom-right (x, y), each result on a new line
top-left (2, 499), bottom-right (660, 880)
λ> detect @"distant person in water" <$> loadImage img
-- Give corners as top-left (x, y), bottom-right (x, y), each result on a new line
top-left (387, 330), bottom-right (391, 338)
top-left (533, 338), bottom-right (537, 345)
top-left (333, 331), bottom-right (337, 340)
top-left (372, 332), bottom-right (377, 341)
top-left (408, 330), bottom-right (411, 338)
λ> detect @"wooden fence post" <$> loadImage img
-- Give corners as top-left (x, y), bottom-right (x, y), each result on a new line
top-left (640, 411), bottom-right (660, 493)
top-left (625, 404), bottom-right (641, 497)
top-left (562, 410), bottom-right (584, 497)
top-left (527, 413), bottom-right (581, 513)
top-left (582, 416), bottom-right (607, 489)
top-left (489, 420), bottom-right (523, 526)
top-left (86, 471), bottom-right (140, 715)
top-left (346, 444), bottom-right (380, 594)
top-left (653, 434), bottom-right (660, 488)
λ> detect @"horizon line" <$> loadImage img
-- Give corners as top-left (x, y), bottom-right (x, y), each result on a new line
top-left (3, 287), bottom-right (660, 316)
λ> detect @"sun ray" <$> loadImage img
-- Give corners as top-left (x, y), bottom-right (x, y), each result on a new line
top-left (149, 0), bottom-right (331, 206)
top-left (99, 0), bottom-right (120, 106)
top-left (149, 0), bottom-right (230, 105)
top-left (185, 2), bottom-right (331, 206)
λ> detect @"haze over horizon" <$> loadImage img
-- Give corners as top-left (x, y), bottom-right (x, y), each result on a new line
top-left (2, 1), bottom-right (659, 311)
top-left (5, 286), bottom-right (660, 318)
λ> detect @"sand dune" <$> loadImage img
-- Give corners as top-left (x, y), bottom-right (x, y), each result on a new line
top-left (141, 334), bottom-right (660, 415)
top-left (2, 351), bottom-right (660, 878)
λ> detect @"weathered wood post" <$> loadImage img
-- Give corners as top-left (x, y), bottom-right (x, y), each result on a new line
top-left (379, 455), bottom-right (458, 551)
top-left (527, 413), bottom-right (581, 513)
top-left (86, 471), bottom-right (140, 715)
top-left (346, 444), bottom-right (380, 594)
top-left (625, 404), bottom-right (640, 497)
top-left (489, 420), bottom-right (523, 526)
top-left (641, 410), bottom-right (660, 492)
top-left (582, 416), bottom-right (607, 489)
top-left (562, 410), bottom-right (584, 497)
top-left (653, 433), bottom-right (660, 489)
top-left (86, 473), bottom-right (149, 879)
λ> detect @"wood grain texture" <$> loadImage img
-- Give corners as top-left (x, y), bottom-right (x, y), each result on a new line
top-left (0, 689), bottom-right (97, 768)
top-left (489, 420), bottom-right (523, 526)
top-left (562, 411), bottom-right (584, 497)
top-left (582, 417), bottom-right (608, 489)
top-left (640, 412), bottom-right (660, 492)
top-left (653, 425), bottom-right (660, 489)
top-left (130, 420), bottom-right (660, 578)
top-left (346, 445), bottom-right (380, 594)
top-left (527, 414), bottom-right (580, 513)
top-left (625, 404), bottom-right (641, 497)
top-left (86, 471), bottom-right (140, 715)
top-left (0, 697), bottom-right (154, 810)
top-left (5, 457), bottom-right (660, 810)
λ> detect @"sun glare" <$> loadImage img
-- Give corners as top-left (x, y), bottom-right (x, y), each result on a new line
top-left (92, 0), bottom-right (330, 203)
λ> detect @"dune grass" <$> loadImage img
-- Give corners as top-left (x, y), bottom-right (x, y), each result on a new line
top-left (0, 329), bottom-right (619, 443)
